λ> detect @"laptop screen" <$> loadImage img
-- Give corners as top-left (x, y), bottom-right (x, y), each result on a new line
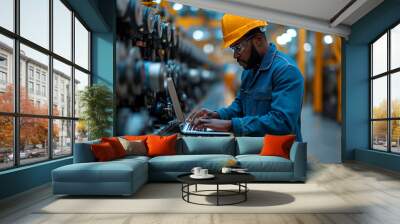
top-left (166, 78), bottom-right (185, 122)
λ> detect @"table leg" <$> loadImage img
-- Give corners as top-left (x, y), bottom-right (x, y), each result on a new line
top-left (217, 184), bottom-right (219, 206)
top-left (187, 184), bottom-right (190, 202)
top-left (245, 183), bottom-right (247, 201)
top-left (195, 184), bottom-right (197, 192)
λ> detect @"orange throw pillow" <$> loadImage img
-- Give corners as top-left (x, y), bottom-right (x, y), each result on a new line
top-left (260, 134), bottom-right (296, 159)
top-left (146, 134), bottom-right (177, 157)
top-left (101, 137), bottom-right (126, 158)
top-left (91, 142), bottom-right (117, 161)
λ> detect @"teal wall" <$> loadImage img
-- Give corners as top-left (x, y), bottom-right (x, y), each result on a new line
top-left (343, 0), bottom-right (400, 171)
top-left (0, 0), bottom-right (115, 200)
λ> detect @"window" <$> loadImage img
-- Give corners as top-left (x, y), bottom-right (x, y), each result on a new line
top-left (29, 67), bottom-right (34, 80)
top-left (74, 17), bottom-right (89, 70)
top-left (53, 59), bottom-right (72, 117)
top-left (53, 0), bottom-right (72, 60)
top-left (0, 0), bottom-right (14, 32)
top-left (35, 84), bottom-right (40, 95)
top-left (20, 0), bottom-right (49, 49)
top-left (42, 85), bottom-right (46, 97)
top-left (35, 70), bottom-right (40, 81)
top-left (370, 23), bottom-right (400, 154)
top-left (0, 55), bottom-right (7, 67)
top-left (0, 71), bottom-right (6, 85)
top-left (0, 1), bottom-right (91, 170)
top-left (41, 73), bottom-right (46, 83)
top-left (0, 116), bottom-right (13, 170)
top-left (28, 81), bottom-right (34, 94)
top-left (0, 34), bottom-right (13, 113)
top-left (53, 119), bottom-right (72, 158)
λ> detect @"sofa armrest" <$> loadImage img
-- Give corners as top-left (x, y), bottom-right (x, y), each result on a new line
top-left (73, 140), bottom-right (100, 163)
top-left (289, 142), bottom-right (307, 181)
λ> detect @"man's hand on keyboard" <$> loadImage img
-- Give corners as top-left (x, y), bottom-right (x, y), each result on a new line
top-left (194, 119), bottom-right (232, 132)
top-left (187, 108), bottom-right (219, 126)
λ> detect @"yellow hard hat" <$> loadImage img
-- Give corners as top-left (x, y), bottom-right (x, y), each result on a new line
top-left (221, 14), bottom-right (267, 48)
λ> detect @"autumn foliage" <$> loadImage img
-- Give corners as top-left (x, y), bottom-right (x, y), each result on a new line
top-left (0, 85), bottom-right (59, 150)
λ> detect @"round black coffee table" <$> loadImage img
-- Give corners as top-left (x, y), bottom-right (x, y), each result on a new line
top-left (177, 173), bottom-right (255, 206)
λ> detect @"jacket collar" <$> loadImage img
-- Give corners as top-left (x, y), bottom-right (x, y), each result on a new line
top-left (244, 43), bottom-right (277, 89)
top-left (259, 43), bottom-right (277, 71)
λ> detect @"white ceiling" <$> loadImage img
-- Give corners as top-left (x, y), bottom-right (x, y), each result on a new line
top-left (170, 0), bottom-right (384, 38)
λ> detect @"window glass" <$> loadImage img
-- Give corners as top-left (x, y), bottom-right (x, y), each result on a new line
top-left (0, 116), bottom-right (13, 170)
top-left (372, 77), bottom-right (387, 119)
top-left (20, 117), bottom-right (49, 165)
top-left (20, 44), bottom-right (49, 115)
top-left (391, 72), bottom-right (400, 118)
top-left (75, 120), bottom-right (88, 143)
top-left (53, 119), bottom-right (72, 157)
top-left (391, 120), bottom-right (400, 153)
top-left (74, 69), bottom-right (89, 118)
top-left (372, 33), bottom-right (387, 76)
top-left (53, 59), bottom-right (72, 117)
top-left (53, 0), bottom-right (72, 60)
top-left (391, 24), bottom-right (400, 70)
top-left (20, 0), bottom-right (49, 49)
top-left (0, 34), bottom-right (14, 113)
top-left (372, 121), bottom-right (388, 151)
top-left (0, 0), bottom-right (14, 31)
top-left (74, 17), bottom-right (89, 70)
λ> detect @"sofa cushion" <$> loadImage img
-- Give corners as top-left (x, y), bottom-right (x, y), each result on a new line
top-left (260, 134), bottom-right (295, 159)
top-left (236, 155), bottom-right (293, 172)
top-left (115, 155), bottom-right (150, 164)
top-left (118, 137), bottom-right (147, 156)
top-left (52, 158), bottom-right (147, 183)
top-left (179, 137), bottom-right (235, 155)
top-left (149, 154), bottom-right (235, 172)
top-left (236, 137), bottom-right (264, 155)
top-left (101, 137), bottom-right (127, 158)
top-left (91, 142), bottom-right (118, 161)
top-left (147, 134), bottom-right (178, 157)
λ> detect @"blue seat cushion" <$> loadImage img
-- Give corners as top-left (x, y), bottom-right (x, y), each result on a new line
top-left (236, 137), bottom-right (264, 155)
top-left (53, 158), bottom-right (147, 183)
top-left (178, 137), bottom-right (235, 155)
top-left (149, 154), bottom-right (235, 172)
top-left (236, 155), bottom-right (293, 172)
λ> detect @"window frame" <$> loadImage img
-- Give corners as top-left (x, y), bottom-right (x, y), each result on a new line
top-left (369, 20), bottom-right (400, 154)
top-left (0, 0), bottom-right (92, 171)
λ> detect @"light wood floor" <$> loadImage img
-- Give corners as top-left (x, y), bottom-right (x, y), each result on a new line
top-left (1, 161), bottom-right (400, 224)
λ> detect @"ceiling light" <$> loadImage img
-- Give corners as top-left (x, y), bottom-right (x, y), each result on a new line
top-left (287, 28), bottom-right (297, 38)
top-left (323, 35), bottom-right (333, 45)
top-left (276, 36), bottom-right (286, 45)
top-left (304, 42), bottom-right (312, 52)
top-left (193, 30), bottom-right (204, 41)
top-left (203, 44), bottom-right (214, 54)
top-left (173, 3), bottom-right (183, 11)
top-left (281, 33), bottom-right (292, 43)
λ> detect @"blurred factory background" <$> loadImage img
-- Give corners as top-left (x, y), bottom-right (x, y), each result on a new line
top-left (115, 0), bottom-right (342, 163)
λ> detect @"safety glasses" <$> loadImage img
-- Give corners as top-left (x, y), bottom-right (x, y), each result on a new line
top-left (230, 34), bottom-right (254, 54)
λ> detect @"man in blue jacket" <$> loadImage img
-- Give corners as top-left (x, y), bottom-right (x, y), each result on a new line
top-left (189, 14), bottom-right (304, 141)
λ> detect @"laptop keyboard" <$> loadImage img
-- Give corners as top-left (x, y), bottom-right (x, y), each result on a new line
top-left (182, 122), bottom-right (209, 132)
top-left (179, 122), bottom-right (231, 136)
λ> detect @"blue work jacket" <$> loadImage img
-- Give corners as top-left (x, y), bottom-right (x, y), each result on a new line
top-left (216, 43), bottom-right (304, 141)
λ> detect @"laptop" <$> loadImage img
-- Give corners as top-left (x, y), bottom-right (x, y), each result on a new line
top-left (166, 78), bottom-right (231, 136)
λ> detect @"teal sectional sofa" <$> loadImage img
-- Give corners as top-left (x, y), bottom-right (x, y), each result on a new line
top-left (52, 136), bottom-right (307, 196)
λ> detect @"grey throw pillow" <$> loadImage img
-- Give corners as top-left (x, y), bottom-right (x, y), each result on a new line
top-left (118, 137), bottom-right (147, 156)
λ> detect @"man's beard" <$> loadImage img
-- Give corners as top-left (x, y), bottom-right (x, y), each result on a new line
top-left (240, 43), bottom-right (263, 70)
